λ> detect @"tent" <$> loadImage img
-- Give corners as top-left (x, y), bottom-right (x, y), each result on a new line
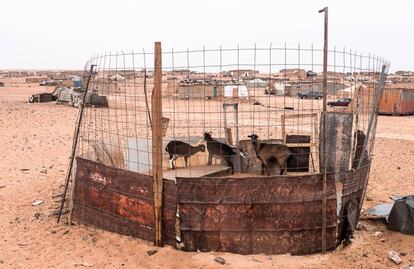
top-left (246, 78), bottom-right (268, 87)
top-left (110, 74), bottom-right (126, 81)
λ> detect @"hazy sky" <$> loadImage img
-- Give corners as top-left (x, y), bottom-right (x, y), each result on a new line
top-left (1, 0), bottom-right (412, 71)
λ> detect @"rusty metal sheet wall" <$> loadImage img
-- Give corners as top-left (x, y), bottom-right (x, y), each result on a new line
top-left (337, 165), bottom-right (370, 241)
top-left (379, 88), bottom-right (414, 115)
top-left (176, 174), bottom-right (337, 255)
top-left (73, 157), bottom-right (177, 245)
top-left (319, 112), bottom-right (353, 182)
top-left (400, 89), bottom-right (414, 114)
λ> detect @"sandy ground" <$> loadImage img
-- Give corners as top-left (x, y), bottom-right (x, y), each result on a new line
top-left (0, 83), bottom-right (413, 269)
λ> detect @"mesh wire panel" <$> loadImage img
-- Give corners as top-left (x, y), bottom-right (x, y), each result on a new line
top-left (78, 45), bottom-right (389, 178)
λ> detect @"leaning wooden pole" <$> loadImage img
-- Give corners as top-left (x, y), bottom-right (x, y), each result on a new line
top-left (319, 6), bottom-right (328, 253)
top-left (152, 41), bottom-right (164, 246)
top-left (57, 64), bottom-right (96, 223)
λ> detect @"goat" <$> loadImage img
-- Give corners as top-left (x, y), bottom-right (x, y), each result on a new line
top-left (247, 134), bottom-right (292, 175)
top-left (203, 132), bottom-right (235, 174)
top-left (165, 140), bottom-right (205, 169)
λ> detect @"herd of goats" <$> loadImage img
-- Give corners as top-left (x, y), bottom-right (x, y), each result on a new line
top-left (165, 132), bottom-right (292, 175)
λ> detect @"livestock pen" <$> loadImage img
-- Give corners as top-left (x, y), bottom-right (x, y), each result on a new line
top-left (59, 34), bottom-right (389, 254)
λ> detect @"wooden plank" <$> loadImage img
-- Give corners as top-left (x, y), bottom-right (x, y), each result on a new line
top-left (163, 165), bottom-right (230, 181)
top-left (286, 143), bottom-right (313, 148)
top-left (319, 6), bottom-right (329, 253)
top-left (282, 113), bottom-right (318, 119)
top-left (226, 128), bottom-right (233, 145)
top-left (281, 114), bottom-right (286, 143)
top-left (152, 41), bottom-right (163, 246)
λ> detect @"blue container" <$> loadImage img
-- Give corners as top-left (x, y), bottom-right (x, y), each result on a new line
top-left (73, 79), bottom-right (82, 88)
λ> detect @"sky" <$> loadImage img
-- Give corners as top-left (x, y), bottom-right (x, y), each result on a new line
top-left (0, 0), bottom-right (412, 71)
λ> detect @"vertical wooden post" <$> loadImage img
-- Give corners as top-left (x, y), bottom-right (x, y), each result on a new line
top-left (319, 6), bottom-right (328, 253)
top-left (152, 41), bottom-right (163, 246)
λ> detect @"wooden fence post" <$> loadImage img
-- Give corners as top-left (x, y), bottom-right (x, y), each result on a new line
top-left (319, 6), bottom-right (328, 253)
top-left (152, 41), bottom-right (163, 246)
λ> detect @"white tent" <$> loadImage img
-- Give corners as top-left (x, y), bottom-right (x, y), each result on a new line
top-left (246, 78), bottom-right (267, 87)
top-left (224, 85), bottom-right (248, 98)
top-left (110, 74), bottom-right (126, 81)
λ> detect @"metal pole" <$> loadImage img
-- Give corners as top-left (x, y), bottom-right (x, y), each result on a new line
top-left (234, 103), bottom-right (241, 172)
top-left (357, 64), bottom-right (387, 169)
top-left (319, 6), bottom-right (328, 253)
top-left (57, 64), bottom-right (96, 223)
top-left (356, 64), bottom-right (387, 222)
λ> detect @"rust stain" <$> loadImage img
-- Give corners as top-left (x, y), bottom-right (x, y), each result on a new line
top-left (176, 174), bottom-right (337, 255)
top-left (73, 157), bottom-right (371, 255)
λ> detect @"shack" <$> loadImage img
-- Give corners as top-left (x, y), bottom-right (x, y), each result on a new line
top-left (224, 84), bottom-right (248, 98)
top-left (177, 82), bottom-right (224, 99)
top-left (379, 88), bottom-right (414, 115)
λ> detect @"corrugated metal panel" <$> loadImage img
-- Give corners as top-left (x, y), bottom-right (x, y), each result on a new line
top-left (176, 175), bottom-right (337, 255)
top-left (338, 165), bottom-right (370, 241)
top-left (319, 112), bottom-right (353, 181)
top-left (73, 158), bottom-right (373, 255)
top-left (401, 89), bottom-right (414, 114)
top-left (379, 88), bottom-right (414, 115)
top-left (73, 157), bottom-right (177, 245)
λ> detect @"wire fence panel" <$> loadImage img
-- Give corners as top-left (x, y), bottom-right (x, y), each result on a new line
top-left (71, 44), bottom-right (389, 254)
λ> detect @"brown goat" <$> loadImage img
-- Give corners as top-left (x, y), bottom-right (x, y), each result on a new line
top-left (248, 134), bottom-right (291, 175)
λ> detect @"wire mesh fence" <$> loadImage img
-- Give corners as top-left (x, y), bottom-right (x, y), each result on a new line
top-left (68, 42), bottom-right (390, 254)
top-left (78, 45), bottom-right (389, 178)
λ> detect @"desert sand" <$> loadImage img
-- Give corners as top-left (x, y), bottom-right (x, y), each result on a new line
top-left (0, 83), bottom-right (413, 269)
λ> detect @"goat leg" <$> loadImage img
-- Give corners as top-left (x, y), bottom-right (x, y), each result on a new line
top-left (173, 156), bottom-right (177, 169)
top-left (266, 165), bottom-right (271, 176)
top-left (277, 159), bottom-right (288, 175)
top-left (168, 154), bottom-right (175, 169)
top-left (262, 162), bottom-right (271, 176)
top-left (207, 154), bottom-right (212, 165)
top-left (226, 157), bottom-right (234, 174)
top-left (184, 156), bottom-right (188, 168)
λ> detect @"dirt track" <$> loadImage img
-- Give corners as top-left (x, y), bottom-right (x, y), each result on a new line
top-left (0, 84), bottom-right (413, 269)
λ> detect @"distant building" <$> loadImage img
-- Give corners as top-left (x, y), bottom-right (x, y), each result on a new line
top-left (176, 79), bottom-right (249, 99)
top-left (224, 69), bottom-right (259, 79)
top-left (279, 69), bottom-right (307, 79)
top-left (379, 88), bottom-right (414, 115)
top-left (395, 70), bottom-right (413, 76)
top-left (168, 69), bottom-right (191, 76)
top-left (223, 85), bottom-right (248, 98)
top-left (177, 84), bottom-right (223, 99)
top-left (284, 81), bottom-right (346, 97)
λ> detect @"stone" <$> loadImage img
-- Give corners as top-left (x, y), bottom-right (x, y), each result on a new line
top-left (373, 231), bottom-right (382, 237)
top-left (147, 250), bottom-right (158, 256)
top-left (388, 250), bottom-right (402, 265)
top-left (214, 257), bottom-right (225, 265)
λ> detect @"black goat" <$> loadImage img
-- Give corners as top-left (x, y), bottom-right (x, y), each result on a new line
top-left (165, 140), bottom-right (205, 169)
top-left (203, 132), bottom-right (235, 174)
top-left (248, 134), bottom-right (291, 175)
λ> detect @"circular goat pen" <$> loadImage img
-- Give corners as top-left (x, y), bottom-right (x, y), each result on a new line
top-left (69, 42), bottom-right (389, 255)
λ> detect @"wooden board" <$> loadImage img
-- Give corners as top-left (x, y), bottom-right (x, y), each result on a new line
top-left (163, 165), bottom-right (230, 181)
